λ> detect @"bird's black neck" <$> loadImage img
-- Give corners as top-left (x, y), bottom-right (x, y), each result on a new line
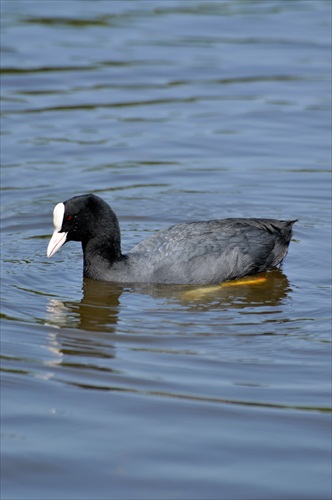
top-left (82, 233), bottom-right (124, 280)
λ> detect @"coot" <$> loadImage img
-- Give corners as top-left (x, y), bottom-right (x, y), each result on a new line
top-left (47, 194), bottom-right (296, 284)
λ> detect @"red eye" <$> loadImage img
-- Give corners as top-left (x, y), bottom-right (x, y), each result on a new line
top-left (66, 215), bottom-right (73, 221)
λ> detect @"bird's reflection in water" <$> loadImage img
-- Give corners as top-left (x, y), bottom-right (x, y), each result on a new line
top-left (46, 269), bottom-right (291, 331)
top-left (44, 269), bottom-right (291, 384)
top-left (132, 269), bottom-right (291, 310)
top-left (46, 280), bottom-right (123, 332)
top-left (44, 281), bottom-right (124, 372)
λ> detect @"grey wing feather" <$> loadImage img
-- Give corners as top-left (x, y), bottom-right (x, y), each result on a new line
top-left (126, 219), bottom-right (295, 284)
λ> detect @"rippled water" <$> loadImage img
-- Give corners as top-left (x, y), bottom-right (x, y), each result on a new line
top-left (1, 1), bottom-right (331, 499)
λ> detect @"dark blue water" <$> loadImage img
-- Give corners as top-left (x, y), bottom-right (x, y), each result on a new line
top-left (1, 1), bottom-right (331, 499)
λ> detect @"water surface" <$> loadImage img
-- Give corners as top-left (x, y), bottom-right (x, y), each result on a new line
top-left (1, 1), bottom-right (331, 499)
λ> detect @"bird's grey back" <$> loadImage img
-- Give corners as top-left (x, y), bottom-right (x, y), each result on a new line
top-left (113, 218), bottom-right (296, 284)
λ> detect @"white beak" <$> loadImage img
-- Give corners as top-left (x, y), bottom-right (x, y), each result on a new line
top-left (47, 230), bottom-right (68, 258)
top-left (47, 202), bottom-right (67, 258)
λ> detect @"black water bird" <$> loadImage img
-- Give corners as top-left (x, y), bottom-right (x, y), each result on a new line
top-left (47, 194), bottom-right (296, 284)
